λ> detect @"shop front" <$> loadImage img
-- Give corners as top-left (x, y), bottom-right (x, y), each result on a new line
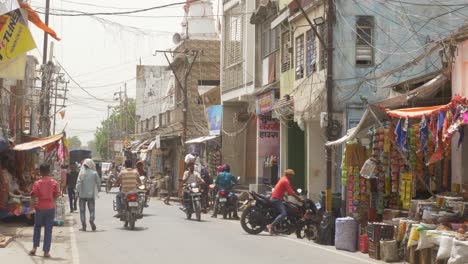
top-left (256, 90), bottom-right (280, 186)
top-left (325, 95), bottom-right (468, 263)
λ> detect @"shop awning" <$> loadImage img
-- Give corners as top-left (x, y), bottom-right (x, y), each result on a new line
top-left (326, 72), bottom-right (449, 147)
top-left (185, 135), bottom-right (219, 144)
top-left (13, 134), bottom-right (63, 151)
top-left (326, 105), bottom-right (388, 146)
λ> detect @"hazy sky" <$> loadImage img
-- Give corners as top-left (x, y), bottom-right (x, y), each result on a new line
top-left (27, 0), bottom-right (221, 144)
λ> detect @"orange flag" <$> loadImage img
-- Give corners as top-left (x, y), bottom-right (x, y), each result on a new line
top-left (59, 110), bottom-right (65, 119)
top-left (19, 3), bottom-right (61, 41)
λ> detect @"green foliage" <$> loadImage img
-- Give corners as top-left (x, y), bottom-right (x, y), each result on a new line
top-left (94, 99), bottom-right (136, 160)
top-left (67, 136), bottom-right (82, 150)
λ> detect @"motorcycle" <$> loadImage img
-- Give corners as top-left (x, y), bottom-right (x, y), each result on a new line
top-left (105, 173), bottom-right (116, 193)
top-left (216, 176), bottom-right (241, 219)
top-left (240, 189), bottom-right (321, 240)
top-left (114, 184), bottom-right (146, 230)
top-left (182, 182), bottom-right (202, 221)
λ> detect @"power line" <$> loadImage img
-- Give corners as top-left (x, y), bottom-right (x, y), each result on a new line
top-left (385, 0), bottom-right (468, 7)
top-left (34, 1), bottom-right (201, 17)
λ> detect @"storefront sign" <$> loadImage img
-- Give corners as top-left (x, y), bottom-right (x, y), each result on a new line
top-left (257, 114), bottom-right (280, 184)
top-left (0, 10), bottom-right (36, 62)
top-left (207, 105), bottom-right (222, 136)
top-left (256, 90), bottom-right (276, 115)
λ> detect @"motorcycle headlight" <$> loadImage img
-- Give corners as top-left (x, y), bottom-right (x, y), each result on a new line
top-left (192, 188), bottom-right (199, 193)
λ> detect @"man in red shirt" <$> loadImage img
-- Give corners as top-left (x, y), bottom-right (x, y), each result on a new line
top-left (29, 164), bottom-right (60, 258)
top-left (267, 169), bottom-right (303, 234)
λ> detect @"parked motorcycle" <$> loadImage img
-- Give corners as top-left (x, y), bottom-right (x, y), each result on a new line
top-left (240, 190), bottom-right (321, 240)
top-left (182, 182), bottom-right (202, 221)
top-left (114, 185), bottom-right (146, 230)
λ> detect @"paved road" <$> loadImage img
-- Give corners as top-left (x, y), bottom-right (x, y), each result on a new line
top-left (70, 191), bottom-right (379, 264)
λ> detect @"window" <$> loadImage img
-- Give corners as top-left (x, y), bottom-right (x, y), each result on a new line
top-left (318, 24), bottom-right (327, 70)
top-left (262, 23), bottom-right (279, 58)
top-left (305, 30), bottom-right (316, 76)
top-left (281, 31), bottom-right (291, 72)
top-left (295, 34), bottom-right (304, 80)
top-left (355, 16), bottom-right (374, 66)
top-left (224, 5), bottom-right (243, 67)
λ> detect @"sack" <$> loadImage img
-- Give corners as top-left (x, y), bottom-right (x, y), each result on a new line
top-left (437, 236), bottom-right (454, 260)
top-left (448, 239), bottom-right (468, 264)
top-left (317, 213), bottom-right (335, 245)
top-left (335, 217), bottom-right (358, 252)
top-left (184, 154), bottom-right (196, 164)
top-left (416, 230), bottom-right (434, 251)
top-left (380, 240), bottom-right (399, 262)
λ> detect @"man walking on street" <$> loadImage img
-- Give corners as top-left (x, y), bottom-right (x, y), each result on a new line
top-left (267, 169), bottom-right (303, 234)
top-left (114, 160), bottom-right (142, 218)
top-left (66, 163), bottom-right (79, 212)
top-left (76, 159), bottom-right (101, 231)
top-left (29, 163), bottom-right (60, 258)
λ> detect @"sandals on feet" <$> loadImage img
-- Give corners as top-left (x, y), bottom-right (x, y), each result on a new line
top-left (28, 250), bottom-right (36, 256)
top-left (44, 252), bottom-right (51, 258)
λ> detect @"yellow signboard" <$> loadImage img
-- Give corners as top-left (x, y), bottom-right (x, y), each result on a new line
top-left (0, 9), bottom-right (36, 62)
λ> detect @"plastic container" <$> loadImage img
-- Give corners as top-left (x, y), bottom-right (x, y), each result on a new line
top-left (335, 217), bottom-right (358, 252)
top-left (359, 235), bottom-right (369, 253)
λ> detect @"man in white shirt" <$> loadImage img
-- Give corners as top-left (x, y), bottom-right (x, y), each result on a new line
top-left (181, 164), bottom-right (205, 210)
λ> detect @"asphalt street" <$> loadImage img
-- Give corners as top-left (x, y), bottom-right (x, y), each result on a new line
top-left (70, 190), bottom-right (380, 264)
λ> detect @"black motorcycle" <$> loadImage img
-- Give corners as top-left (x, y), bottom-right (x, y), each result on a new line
top-left (240, 190), bottom-right (321, 240)
top-left (182, 182), bottom-right (202, 221)
top-left (217, 189), bottom-right (238, 219)
top-left (114, 189), bottom-right (145, 230)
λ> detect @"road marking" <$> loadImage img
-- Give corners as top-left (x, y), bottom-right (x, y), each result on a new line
top-left (68, 216), bottom-right (80, 264)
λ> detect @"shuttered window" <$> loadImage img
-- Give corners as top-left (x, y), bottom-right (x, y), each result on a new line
top-left (224, 4), bottom-right (243, 67)
top-left (356, 16), bottom-right (374, 66)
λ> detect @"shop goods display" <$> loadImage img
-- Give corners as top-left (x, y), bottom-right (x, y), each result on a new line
top-left (448, 239), bottom-right (468, 264)
top-left (317, 213), bottom-right (335, 246)
top-left (335, 217), bottom-right (358, 252)
top-left (359, 234), bottom-right (369, 253)
top-left (368, 222), bottom-right (395, 242)
top-left (368, 240), bottom-right (381, 260)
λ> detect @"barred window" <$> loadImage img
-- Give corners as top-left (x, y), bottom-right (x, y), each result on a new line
top-left (295, 34), bottom-right (304, 80)
top-left (262, 23), bottom-right (279, 58)
top-left (305, 30), bottom-right (316, 76)
top-left (281, 31), bottom-right (291, 72)
top-left (224, 4), bottom-right (243, 67)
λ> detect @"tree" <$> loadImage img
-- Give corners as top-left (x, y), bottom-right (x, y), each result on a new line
top-left (87, 140), bottom-right (100, 160)
top-left (94, 99), bottom-right (136, 160)
top-left (67, 136), bottom-right (82, 150)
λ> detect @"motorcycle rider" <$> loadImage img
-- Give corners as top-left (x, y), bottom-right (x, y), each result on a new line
top-left (211, 164), bottom-right (239, 219)
top-left (113, 160), bottom-right (142, 218)
top-left (180, 163), bottom-right (205, 210)
top-left (200, 167), bottom-right (212, 213)
top-left (136, 161), bottom-right (149, 207)
top-left (267, 169), bottom-right (303, 234)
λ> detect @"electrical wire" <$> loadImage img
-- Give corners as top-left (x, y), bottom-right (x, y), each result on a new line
top-left (384, 0), bottom-right (468, 7)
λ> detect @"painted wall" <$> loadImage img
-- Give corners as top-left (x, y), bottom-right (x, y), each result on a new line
top-left (306, 120), bottom-right (326, 200)
top-left (332, 0), bottom-right (466, 111)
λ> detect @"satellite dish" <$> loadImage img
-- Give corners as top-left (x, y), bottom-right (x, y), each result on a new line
top-left (173, 33), bottom-right (182, 45)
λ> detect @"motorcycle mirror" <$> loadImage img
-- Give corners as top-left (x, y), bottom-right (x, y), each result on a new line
top-left (297, 188), bottom-right (303, 194)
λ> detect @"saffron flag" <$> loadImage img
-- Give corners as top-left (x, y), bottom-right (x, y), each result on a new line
top-left (19, 3), bottom-right (61, 41)
top-left (0, 0), bottom-right (19, 16)
top-left (59, 110), bottom-right (65, 119)
top-left (0, 9), bottom-right (36, 62)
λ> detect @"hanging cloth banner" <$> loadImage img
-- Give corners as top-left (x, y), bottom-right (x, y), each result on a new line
top-left (0, 0), bottom-right (19, 16)
top-left (0, 9), bottom-right (36, 62)
top-left (19, 3), bottom-right (61, 41)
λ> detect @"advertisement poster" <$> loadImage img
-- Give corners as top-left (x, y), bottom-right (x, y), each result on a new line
top-left (0, 9), bottom-right (36, 62)
top-left (207, 105), bottom-right (222, 136)
top-left (257, 114), bottom-right (280, 184)
top-left (256, 90), bottom-right (275, 115)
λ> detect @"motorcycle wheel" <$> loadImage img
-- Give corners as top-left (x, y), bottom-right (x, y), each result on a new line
top-left (296, 222), bottom-right (319, 241)
top-left (129, 215), bottom-right (136, 230)
top-left (240, 207), bottom-right (265, 235)
top-left (195, 200), bottom-right (201, 222)
top-left (186, 210), bottom-right (192, 220)
top-left (106, 180), bottom-right (111, 193)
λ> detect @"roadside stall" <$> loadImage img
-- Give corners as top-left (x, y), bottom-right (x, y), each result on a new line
top-left (185, 135), bottom-right (221, 177)
top-left (328, 96), bottom-right (468, 263)
top-left (0, 134), bottom-right (67, 221)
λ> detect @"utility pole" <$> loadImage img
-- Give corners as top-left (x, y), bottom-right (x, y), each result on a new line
top-left (325, 0), bottom-right (334, 213)
top-left (52, 76), bottom-right (59, 135)
top-left (39, 0), bottom-right (51, 137)
top-left (157, 49), bottom-right (199, 146)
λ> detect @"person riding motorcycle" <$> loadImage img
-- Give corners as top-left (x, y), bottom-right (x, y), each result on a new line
top-left (266, 169), bottom-right (303, 234)
top-left (180, 163), bottom-right (205, 210)
top-left (200, 167), bottom-right (212, 212)
top-left (211, 164), bottom-right (239, 219)
top-left (113, 160), bottom-right (142, 218)
top-left (136, 161), bottom-right (149, 207)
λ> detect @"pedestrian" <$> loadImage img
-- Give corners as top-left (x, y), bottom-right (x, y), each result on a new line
top-left (163, 168), bottom-right (172, 205)
top-left (66, 163), bottom-right (79, 212)
top-left (75, 159), bottom-right (101, 231)
top-left (29, 163), bottom-right (60, 258)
